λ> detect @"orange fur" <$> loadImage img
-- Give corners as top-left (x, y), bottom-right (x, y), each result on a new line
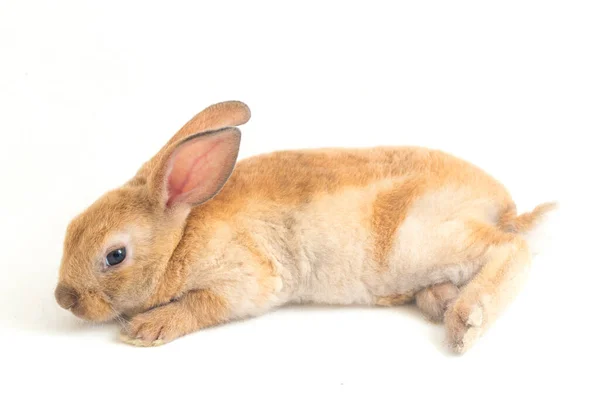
top-left (371, 178), bottom-right (426, 269)
top-left (121, 289), bottom-right (229, 346)
top-left (375, 293), bottom-right (414, 306)
top-left (55, 100), bottom-right (555, 353)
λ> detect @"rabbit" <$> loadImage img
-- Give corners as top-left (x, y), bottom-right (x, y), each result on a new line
top-left (54, 100), bottom-right (557, 353)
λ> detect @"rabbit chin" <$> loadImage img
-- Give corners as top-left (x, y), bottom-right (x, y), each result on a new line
top-left (70, 296), bottom-right (117, 322)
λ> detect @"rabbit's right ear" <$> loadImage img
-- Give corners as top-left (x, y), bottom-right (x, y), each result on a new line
top-left (148, 127), bottom-right (241, 209)
top-left (163, 100), bottom-right (250, 150)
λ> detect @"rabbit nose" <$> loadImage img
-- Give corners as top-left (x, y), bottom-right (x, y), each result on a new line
top-left (55, 283), bottom-right (79, 310)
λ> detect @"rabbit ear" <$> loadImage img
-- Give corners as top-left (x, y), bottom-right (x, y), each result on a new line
top-left (149, 127), bottom-right (241, 209)
top-left (163, 100), bottom-right (250, 151)
top-left (132, 101), bottom-right (250, 183)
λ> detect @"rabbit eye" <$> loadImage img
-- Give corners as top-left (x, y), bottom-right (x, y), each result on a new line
top-left (105, 247), bottom-right (127, 267)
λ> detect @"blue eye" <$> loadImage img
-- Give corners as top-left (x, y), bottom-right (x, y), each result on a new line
top-left (106, 247), bottom-right (126, 267)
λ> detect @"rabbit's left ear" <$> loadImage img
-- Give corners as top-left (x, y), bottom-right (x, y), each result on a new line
top-left (149, 127), bottom-right (241, 209)
top-left (132, 101), bottom-right (250, 183)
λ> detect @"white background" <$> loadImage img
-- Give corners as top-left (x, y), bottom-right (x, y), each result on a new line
top-left (1, 1), bottom-right (598, 399)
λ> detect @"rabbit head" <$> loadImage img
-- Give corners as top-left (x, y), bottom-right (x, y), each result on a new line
top-left (54, 101), bottom-right (250, 321)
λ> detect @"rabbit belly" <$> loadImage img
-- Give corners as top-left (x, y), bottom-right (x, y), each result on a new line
top-left (281, 183), bottom-right (504, 306)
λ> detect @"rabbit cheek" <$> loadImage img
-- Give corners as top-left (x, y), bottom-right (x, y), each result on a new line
top-left (102, 274), bottom-right (158, 317)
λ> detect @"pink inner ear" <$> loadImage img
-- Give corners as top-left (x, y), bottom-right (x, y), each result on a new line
top-left (165, 130), bottom-right (239, 207)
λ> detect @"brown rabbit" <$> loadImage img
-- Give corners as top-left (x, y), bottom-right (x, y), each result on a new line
top-left (55, 100), bottom-right (556, 353)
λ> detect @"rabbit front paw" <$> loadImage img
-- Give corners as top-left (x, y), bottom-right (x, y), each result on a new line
top-left (120, 304), bottom-right (189, 347)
